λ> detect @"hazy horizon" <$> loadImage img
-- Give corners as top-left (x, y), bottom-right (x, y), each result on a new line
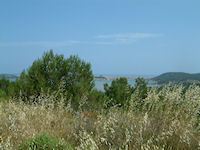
top-left (2, 72), bottom-right (200, 79)
top-left (1, 0), bottom-right (200, 75)
top-left (0, 72), bottom-right (158, 77)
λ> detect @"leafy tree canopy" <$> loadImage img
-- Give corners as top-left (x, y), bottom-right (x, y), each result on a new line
top-left (0, 78), bottom-right (10, 95)
top-left (104, 77), bottom-right (133, 107)
top-left (133, 77), bottom-right (148, 100)
top-left (17, 50), bottom-right (94, 103)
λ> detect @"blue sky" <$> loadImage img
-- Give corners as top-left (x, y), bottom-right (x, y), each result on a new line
top-left (0, 0), bottom-right (200, 75)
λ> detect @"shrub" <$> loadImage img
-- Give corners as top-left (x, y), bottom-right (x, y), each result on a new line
top-left (17, 134), bottom-right (73, 150)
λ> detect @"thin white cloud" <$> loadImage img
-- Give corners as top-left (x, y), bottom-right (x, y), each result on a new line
top-left (93, 41), bottom-right (115, 45)
top-left (0, 40), bottom-right (81, 47)
top-left (94, 33), bottom-right (162, 45)
top-left (93, 39), bottom-right (137, 45)
top-left (96, 33), bottom-right (162, 39)
top-left (0, 33), bottom-right (162, 47)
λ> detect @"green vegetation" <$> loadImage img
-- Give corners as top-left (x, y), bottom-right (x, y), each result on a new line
top-left (152, 72), bottom-right (200, 84)
top-left (0, 50), bottom-right (200, 149)
top-left (134, 77), bottom-right (148, 100)
top-left (0, 50), bottom-right (148, 109)
top-left (0, 78), bottom-right (12, 99)
top-left (14, 50), bottom-right (94, 108)
top-left (0, 89), bottom-right (7, 99)
top-left (18, 134), bottom-right (73, 150)
top-left (131, 77), bottom-right (148, 110)
top-left (0, 78), bottom-right (10, 95)
top-left (104, 77), bottom-right (133, 107)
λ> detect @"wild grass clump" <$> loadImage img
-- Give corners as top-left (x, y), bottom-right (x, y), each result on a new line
top-left (17, 134), bottom-right (73, 150)
top-left (0, 84), bottom-right (200, 149)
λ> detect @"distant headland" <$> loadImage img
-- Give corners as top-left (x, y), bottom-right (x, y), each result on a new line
top-left (94, 75), bottom-right (154, 81)
top-left (152, 72), bottom-right (200, 85)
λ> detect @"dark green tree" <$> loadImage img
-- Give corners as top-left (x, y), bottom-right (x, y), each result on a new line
top-left (0, 78), bottom-right (10, 95)
top-left (17, 50), bottom-right (94, 105)
top-left (134, 77), bottom-right (148, 100)
top-left (104, 77), bottom-right (133, 107)
top-left (129, 77), bottom-right (148, 111)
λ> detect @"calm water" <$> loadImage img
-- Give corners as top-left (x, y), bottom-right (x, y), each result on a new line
top-left (94, 80), bottom-right (136, 91)
top-left (4, 75), bottom-right (157, 92)
top-left (94, 79), bottom-right (157, 92)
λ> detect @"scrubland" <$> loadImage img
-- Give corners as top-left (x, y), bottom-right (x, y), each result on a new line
top-left (0, 84), bottom-right (200, 150)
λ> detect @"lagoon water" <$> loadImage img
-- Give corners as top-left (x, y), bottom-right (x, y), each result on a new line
top-left (4, 75), bottom-right (156, 92)
top-left (94, 79), bottom-right (157, 92)
top-left (94, 80), bottom-right (136, 92)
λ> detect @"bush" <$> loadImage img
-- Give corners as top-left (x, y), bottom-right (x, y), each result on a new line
top-left (17, 134), bottom-right (73, 150)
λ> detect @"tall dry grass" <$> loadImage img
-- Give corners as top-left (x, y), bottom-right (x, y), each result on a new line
top-left (0, 84), bottom-right (200, 149)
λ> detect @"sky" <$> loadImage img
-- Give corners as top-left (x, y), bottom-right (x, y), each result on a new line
top-left (0, 0), bottom-right (200, 76)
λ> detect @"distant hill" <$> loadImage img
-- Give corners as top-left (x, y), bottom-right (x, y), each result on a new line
top-left (152, 72), bottom-right (200, 84)
top-left (94, 75), bottom-right (107, 80)
top-left (0, 74), bottom-right (18, 81)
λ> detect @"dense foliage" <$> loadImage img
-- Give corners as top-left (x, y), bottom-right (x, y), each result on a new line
top-left (18, 134), bottom-right (73, 150)
top-left (0, 78), bottom-right (15, 99)
top-left (0, 51), bottom-right (150, 110)
top-left (133, 77), bottom-right (148, 101)
top-left (0, 78), bottom-right (10, 95)
top-left (15, 50), bottom-right (94, 106)
top-left (104, 77), bottom-right (133, 107)
top-left (134, 77), bottom-right (148, 99)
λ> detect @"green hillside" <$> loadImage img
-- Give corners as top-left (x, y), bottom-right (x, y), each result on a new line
top-left (152, 72), bottom-right (200, 84)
